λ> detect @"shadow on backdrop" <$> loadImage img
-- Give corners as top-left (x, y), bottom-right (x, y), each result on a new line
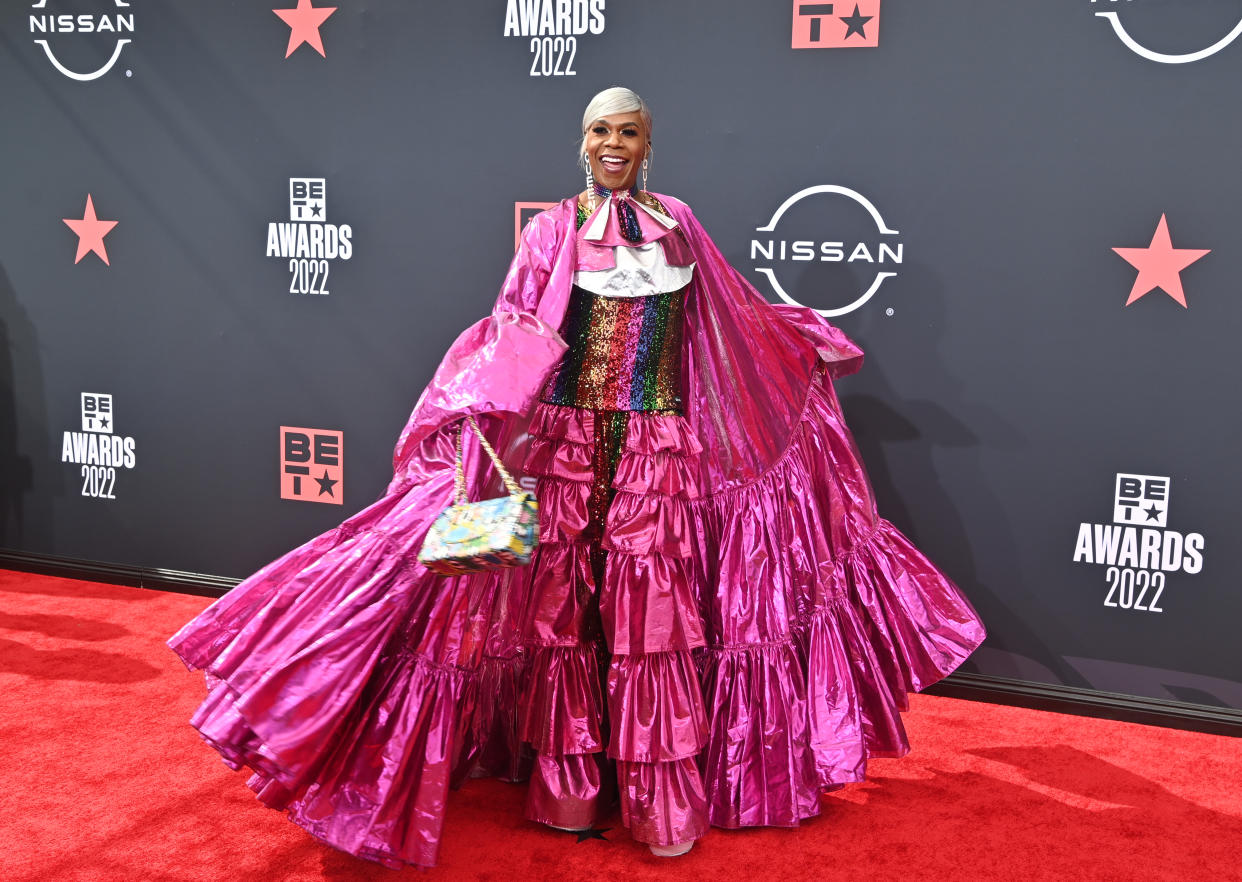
top-left (0, 261), bottom-right (53, 551)
top-left (786, 259), bottom-right (1089, 689)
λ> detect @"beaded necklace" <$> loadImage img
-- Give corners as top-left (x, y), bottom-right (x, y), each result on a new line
top-left (590, 183), bottom-right (643, 243)
top-left (577, 190), bottom-right (669, 230)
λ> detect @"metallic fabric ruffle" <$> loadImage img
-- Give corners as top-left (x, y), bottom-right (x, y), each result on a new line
top-left (518, 401), bottom-right (708, 845)
top-left (169, 374), bottom-right (987, 865)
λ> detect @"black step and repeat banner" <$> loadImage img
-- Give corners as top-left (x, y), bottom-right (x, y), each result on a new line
top-left (2, 1), bottom-right (1239, 710)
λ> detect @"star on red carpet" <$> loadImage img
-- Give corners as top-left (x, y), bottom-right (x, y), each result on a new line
top-left (1111, 214), bottom-right (1210, 308)
top-left (274, 0), bottom-right (337, 58)
top-left (62, 195), bottom-right (118, 266)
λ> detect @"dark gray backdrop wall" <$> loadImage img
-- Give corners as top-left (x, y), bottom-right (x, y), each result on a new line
top-left (2, 0), bottom-right (1240, 711)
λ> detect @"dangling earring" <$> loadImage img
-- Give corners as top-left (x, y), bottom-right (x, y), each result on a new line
top-left (583, 154), bottom-right (597, 211)
top-left (641, 157), bottom-right (649, 193)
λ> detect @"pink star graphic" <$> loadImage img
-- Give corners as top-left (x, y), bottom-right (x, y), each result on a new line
top-left (274, 0), bottom-right (337, 58)
top-left (1112, 214), bottom-right (1210, 308)
top-left (62, 195), bottom-right (118, 266)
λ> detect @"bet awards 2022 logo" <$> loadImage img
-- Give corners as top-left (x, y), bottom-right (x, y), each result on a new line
top-left (1090, 0), bottom-right (1242, 64)
top-left (28, 0), bottom-right (134, 81)
top-left (502, 0), bottom-right (605, 76)
top-left (1072, 474), bottom-right (1205, 614)
top-left (61, 393), bottom-right (137, 499)
top-left (280, 427), bottom-right (343, 504)
top-left (792, 1), bottom-right (879, 49)
top-left (751, 185), bottom-right (903, 316)
top-left (265, 178), bottom-right (353, 295)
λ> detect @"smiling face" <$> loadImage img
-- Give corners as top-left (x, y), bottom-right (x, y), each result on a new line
top-left (583, 111), bottom-right (649, 192)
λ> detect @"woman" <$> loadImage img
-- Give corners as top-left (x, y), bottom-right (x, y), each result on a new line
top-left (170, 86), bottom-right (985, 867)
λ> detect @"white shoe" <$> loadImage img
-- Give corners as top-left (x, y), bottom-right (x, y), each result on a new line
top-left (649, 841), bottom-right (694, 857)
top-left (545, 823), bottom-right (591, 833)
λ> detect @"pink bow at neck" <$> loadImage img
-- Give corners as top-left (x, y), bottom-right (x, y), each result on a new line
top-left (576, 193), bottom-right (696, 272)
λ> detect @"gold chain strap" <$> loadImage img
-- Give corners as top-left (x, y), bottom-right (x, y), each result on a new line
top-left (454, 415), bottom-right (523, 504)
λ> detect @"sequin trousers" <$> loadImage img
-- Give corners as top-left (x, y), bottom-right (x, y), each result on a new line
top-left (517, 269), bottom-right (705, 844)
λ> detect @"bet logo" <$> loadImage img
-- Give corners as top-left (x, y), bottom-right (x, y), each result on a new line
top-left (280, 427), bottom-right (343, 504)
top-left (265, 177), bottom-right (353, 295)
top-left (1113, 474), bottom-right (1169, 528)
top-left (61, 391), bottom-right (137, 500)
top-left (792, 1), bottom-right (880, 49)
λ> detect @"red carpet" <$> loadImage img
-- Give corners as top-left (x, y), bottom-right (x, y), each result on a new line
top-left (1, 568), bottom-right (1239, 882)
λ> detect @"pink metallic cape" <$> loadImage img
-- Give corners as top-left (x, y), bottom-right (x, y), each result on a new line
top-left (169, 194), bottom-right (985, 868)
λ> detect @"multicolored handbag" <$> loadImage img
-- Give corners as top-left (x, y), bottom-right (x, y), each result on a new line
top-left (417, 415), bottom-right (539, 576)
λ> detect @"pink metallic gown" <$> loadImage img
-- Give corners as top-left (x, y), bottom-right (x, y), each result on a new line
top-left (169, 191), bottom-right (986, 868)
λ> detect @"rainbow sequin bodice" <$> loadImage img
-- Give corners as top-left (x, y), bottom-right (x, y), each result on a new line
top-left (542, 285), bottom-right (685, 413)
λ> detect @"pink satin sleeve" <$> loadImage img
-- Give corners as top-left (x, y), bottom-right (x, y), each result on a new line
top-left (389, 208), bottom-right (576, 483)
top-left (769, 305), bottom-right (865, 379)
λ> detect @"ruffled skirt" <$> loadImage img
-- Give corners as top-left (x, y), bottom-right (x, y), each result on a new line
top-left (168, 374), bottom-right (985, 867)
